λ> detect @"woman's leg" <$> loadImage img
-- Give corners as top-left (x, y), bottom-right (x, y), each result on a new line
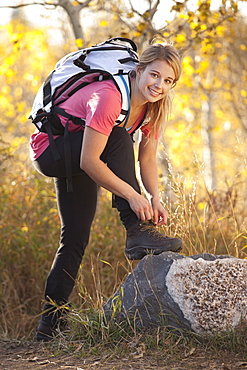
top-left (45, 173), bottom-right (98, 304)
top-left (34, 132), bottom-right (98, 340)
top-left (100, 127), bottom-right (182, 260)
top-left (36, 172), bottom-right (98, 341)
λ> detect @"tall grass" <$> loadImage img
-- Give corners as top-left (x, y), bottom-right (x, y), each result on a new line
top-left (0, 157), bottom-right (246, 350)
top-left (165, 175), bottom-right (247, 258)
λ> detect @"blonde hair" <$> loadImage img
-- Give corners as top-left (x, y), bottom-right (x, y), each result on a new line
top-left (132, 43), bottom-right (182, 139)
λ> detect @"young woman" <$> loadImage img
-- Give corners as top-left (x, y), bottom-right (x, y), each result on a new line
top-left (30, 41), bottom-right (183, 341)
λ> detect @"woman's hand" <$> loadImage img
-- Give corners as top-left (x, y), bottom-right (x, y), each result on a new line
top-left (128, 192), bottom-right (154, 221)
top-left (151, 197), bottom-right (168, 226)
top-left (128, 194), bottom-right (168, 224)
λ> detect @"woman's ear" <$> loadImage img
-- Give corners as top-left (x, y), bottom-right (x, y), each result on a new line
top-left (136, 64), bottom-right (141, 76)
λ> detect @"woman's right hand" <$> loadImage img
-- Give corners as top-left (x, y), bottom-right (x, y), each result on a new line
top-left (127, 192), bottom-right (154, 221)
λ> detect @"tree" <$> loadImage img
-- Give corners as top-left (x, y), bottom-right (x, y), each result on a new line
top-left (0, 0), bottom-right (92, 48)
top-left (0, 14), bottom-right (61, 160)
top-left (1, 0), bottom-right (247, 189)
top-left (1, 0), bottom-right (245, 50)
top-left (164, 11), bottom-right (247, 191)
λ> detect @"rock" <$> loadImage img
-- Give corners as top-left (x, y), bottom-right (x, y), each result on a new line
top-left (103, 252), bottom-right (247, 335)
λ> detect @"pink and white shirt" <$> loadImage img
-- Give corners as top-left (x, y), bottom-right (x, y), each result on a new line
top-left (30, 80), bottom-right (151, 161)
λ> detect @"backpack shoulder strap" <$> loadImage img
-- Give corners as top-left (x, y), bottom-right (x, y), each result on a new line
top-left (117, 74), bottom-right (130, 128)
top-left (43, 71), bottom-right (54, 107)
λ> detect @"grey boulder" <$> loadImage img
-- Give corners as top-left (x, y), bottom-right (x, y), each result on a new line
top-left (103, 252), bottom-right (247, 335)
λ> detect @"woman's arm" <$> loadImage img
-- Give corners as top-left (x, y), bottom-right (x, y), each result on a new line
top-left (80, 126), bottom-right (154, 221)
top-left (138, 134), bottom-right (168, 225)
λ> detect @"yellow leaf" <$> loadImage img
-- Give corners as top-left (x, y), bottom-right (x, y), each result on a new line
top-left (137, 23), bottom-right (147, 32)
top-left (1, 86), bottom-right (10, 94)
top-left (175, 34), bottom-right (186, 43)
top-left (197, 202), bottom-right (205, 211)
top-left (199, 60), bottom-right (209, 71)
top-left (16, 102), bottom-right (25, 112)
top-left (100, 260), bottom-right (114, 269)
top-left (215, 110), bottom-right (224, 118)
top-left (143, 11), bottom-right (150, 19)
top-left (133, 31), bottom-right (142, 37)
top-left (6, 69), bottom-right (14, 78)
top-left (219, 54), bottom-right (227, 62)
top-left (100, 20), bottom-right (108, 27)
top-left (215, 25), bottom-right (225, 37)
top-left (183, 56), bottom-right (192, 64)
top-left (179, 14), bottom-right (188, 19)
top-left (48, 208), bottom-right (58, 214)
top-left (76, 38), bottom-right (84, 48)
top-left (127, 12), bottom-right (134, 18)
top-left (182, 57), bottom-right (194, 75)
top-left (217, 217), bottom-right (227, 221)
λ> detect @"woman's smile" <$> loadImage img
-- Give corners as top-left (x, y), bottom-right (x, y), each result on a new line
top-left (148, 86), bottom-right (162, 97)
top-left (136, 59), bottom-right (175, 104)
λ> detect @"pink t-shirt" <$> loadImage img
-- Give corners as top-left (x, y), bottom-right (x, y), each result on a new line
top-left (30, 80), bottom-right (149, 160)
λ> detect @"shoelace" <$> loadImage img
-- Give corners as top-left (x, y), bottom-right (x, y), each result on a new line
top-left (140, 221), bottom-right (168, 240)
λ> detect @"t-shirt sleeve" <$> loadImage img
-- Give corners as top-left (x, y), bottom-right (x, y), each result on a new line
top-left (140, 122), bottom-right (159, 140)
top-left (85, 84), bottom-right (122, 136)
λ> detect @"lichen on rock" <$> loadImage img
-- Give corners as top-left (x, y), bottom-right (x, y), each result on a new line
top-left (166, 257), bottom-right (247, 334)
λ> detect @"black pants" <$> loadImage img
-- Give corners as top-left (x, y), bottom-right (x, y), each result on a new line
top-left (33, 127), bottom-right (140, 304)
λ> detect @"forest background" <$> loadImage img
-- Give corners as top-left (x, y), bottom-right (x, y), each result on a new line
top-left (0, 0), bottom-right (247, 341)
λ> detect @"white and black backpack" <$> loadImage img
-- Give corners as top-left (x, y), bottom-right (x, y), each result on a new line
top-left (29, 37), bottom-right (139, 191)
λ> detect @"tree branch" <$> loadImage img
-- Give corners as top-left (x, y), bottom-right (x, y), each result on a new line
top-left (0, 0), bottom-right (93, 48)
top-left (0, 2), bottom-right (58, 9)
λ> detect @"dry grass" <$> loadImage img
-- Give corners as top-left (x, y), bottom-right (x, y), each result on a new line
top-left (0, 160), bottom-right (246, 356)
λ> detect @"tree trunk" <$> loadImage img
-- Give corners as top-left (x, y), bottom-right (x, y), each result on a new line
top-left (201, 94), bottom-right (216, 191)
top-left (59, 0), bottom-right (91, 48)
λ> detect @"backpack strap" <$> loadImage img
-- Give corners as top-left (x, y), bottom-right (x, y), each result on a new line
top-left (64, 119), bottom-right (73, 192)
top-left (52, 106), bottom-right (85, 192)
top-left (53, 106), bottom-right (85, 127)
top-left (107, 37), bottom-right (138, 52)
top-left (118, 74), bottom-right (130, 129)
top-left (42, 116), bottom-right (61, 161)
top-left (43, 71), bottom-right (54, 107)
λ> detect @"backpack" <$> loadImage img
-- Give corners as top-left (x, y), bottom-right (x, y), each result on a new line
top-left (29, 37), bottom-right (139, 191)
top-left (29, 37), bottom-right (139, 134)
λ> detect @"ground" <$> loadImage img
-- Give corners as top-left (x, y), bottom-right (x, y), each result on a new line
top-left (1, 340), bottom-right (247, 370)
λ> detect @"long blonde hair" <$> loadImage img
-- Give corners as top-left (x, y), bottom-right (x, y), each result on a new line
top-left (132, 43), bottom-right (182, 138)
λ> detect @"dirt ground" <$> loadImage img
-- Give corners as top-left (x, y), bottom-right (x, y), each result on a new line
top-left (1, 339), bottom-right (247, 370)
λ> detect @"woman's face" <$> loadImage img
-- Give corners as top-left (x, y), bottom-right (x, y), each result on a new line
top-left (136, 59), bottom-right (175, 103)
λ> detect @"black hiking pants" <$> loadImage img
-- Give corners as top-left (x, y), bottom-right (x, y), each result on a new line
top-left (33, 127), bottom-right (140, 305)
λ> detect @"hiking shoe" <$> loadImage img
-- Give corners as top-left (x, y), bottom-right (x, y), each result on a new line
top-left (35, 321), bottom-right (56, 342)
top-left (34, 303), bottom-right (67, 342)
top-left (125, 220), bottom-right (182, 260)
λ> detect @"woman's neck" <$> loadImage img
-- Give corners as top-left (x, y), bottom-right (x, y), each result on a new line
top-left (130, 77), bottom-right (147, 110)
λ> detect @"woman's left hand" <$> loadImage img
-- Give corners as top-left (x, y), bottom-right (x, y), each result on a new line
top-left (151, 197), bottom-right (168, 226)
